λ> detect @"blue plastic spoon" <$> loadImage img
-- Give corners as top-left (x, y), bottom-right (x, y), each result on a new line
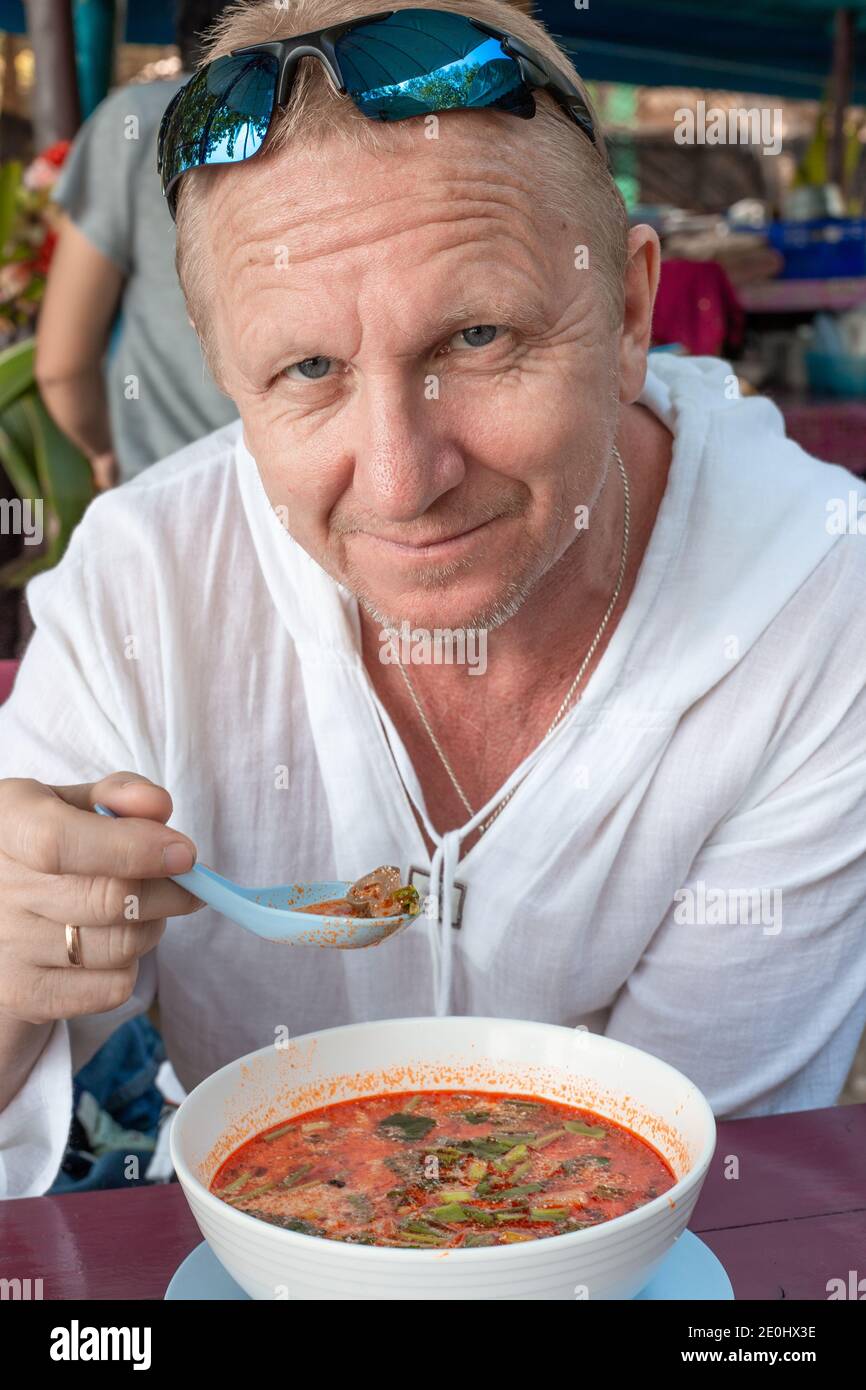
top-left (93, 804), bottom-right (418, 948)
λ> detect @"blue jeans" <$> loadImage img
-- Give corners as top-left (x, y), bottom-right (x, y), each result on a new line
top-left (48, 1016), bottom-right (167, 1194)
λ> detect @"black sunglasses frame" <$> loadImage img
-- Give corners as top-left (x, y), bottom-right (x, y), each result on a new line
top-left (160, 8), bottom-right (601, 218)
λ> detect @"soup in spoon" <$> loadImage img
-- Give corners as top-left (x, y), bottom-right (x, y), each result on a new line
top-left (296, 865), bottom-right (420, 919)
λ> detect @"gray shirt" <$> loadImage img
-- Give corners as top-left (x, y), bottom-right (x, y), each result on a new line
top-left (54, 77), bottom-right (237, 480)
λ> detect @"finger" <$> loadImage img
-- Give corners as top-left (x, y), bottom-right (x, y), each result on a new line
top-left (23, 872), bottom-right (203, 928)
top-left (49, 771), bottom-right (174, 821)
top-left (14, 917), bottom-right (167, 972)
top-left (1, 779), bottom-right (197, 879)
top-left (0, 959), bottom-right (141, 1026)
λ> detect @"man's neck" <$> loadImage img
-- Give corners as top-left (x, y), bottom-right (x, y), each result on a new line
top-left (359, 403), bottom-right (673, 835)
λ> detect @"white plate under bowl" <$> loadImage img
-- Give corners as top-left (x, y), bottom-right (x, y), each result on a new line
top-left (170, 1016), bottom-right (716, 1301)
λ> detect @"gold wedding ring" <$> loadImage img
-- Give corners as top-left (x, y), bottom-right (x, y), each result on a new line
top-left (65, 923), bottom-right (84, 968)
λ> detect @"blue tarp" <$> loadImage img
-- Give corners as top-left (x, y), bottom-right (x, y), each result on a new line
top-left (538, 0), bottom-right (866, 103)
top-left (0, 0), bottom-right (175, 44)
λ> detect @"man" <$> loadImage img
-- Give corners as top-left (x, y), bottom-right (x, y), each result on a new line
top-left (2, 0), bottom-right (866, 1200)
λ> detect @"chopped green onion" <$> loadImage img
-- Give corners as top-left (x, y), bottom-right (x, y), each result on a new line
top-left (560, 1155), bottom-right (610, 1172)
top-left (401, 1219), bottom-right (445, 1237)
top-left (494, 1143), bottom-right (529, 1170)
top-left (263, 1123), bottom-right (294, 1143)
top-left (221, 1170), bottom-right (253, 1195)
top-left (281, 1163), bottom-right (313, 1188)
top-left (564, 1121), bottom-right (607, 1138)
top-left (392, 1232), bottom-right (447, 1246)
top-left (487, 1182), bottom-right (545, 1201)
top-left (228, 1178), bottom-right (282, 1203)
top-left (428, 1202), bottom-right (471, 1222)
top-left (530, 1129), bottom-right (566, 1149)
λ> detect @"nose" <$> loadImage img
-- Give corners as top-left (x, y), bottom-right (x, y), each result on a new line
top-left (352, 378), bottom-right (466, 521)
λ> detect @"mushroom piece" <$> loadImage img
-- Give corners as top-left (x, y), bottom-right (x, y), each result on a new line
top-left (347, 865), bottom-right (421, 918)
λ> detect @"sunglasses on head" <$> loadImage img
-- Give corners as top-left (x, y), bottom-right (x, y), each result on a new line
top-left (157, 6), bottom-right (600, 220)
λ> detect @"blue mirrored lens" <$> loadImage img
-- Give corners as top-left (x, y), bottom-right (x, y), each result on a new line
top-left (160, 52), bottom-right (278, 202)
top-left (335, 10), bottom-right (527, 120)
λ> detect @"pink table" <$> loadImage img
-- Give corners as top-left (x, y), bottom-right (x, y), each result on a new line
top-left (2, 1101), bottom-right (864, 1300)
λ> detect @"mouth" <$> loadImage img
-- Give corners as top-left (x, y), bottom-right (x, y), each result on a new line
top-left (353, 516), bottom-right (500, 559)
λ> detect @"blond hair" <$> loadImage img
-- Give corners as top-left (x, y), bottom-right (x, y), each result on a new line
top-left (174, 0), bottom-right (629, 377)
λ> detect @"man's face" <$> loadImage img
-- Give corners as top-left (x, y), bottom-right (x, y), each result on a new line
top-left (207, 117), bottom-right (622, 631)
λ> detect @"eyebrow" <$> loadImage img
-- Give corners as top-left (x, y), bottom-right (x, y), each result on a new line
top-left (429, 295), bottom-right (549, 340)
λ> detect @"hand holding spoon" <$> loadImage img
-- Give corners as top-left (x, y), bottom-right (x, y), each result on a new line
top-left (93, 804), bottom-right (420, 947)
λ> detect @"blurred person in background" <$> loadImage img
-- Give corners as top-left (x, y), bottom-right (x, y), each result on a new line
top-left (34, 1), bottom-right (236, 490)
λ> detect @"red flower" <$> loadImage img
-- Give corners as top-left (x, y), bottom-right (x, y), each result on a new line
top-left (39, 140), bottom-right (71, 168)
top-left (30, 229), bottom-right (58, 276)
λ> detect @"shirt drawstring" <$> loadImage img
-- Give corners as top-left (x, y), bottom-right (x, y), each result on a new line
top-left (429, 829), bottom-right (461, 1016)
top-left (401, 722), bottom-right (572, 1019)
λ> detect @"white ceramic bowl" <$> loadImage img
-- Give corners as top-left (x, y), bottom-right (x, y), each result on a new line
top-left (170, 1017), bottom-right (715, 1300)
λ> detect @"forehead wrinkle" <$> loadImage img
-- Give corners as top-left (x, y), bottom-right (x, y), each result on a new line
top-left (216, 196), bottom-right (561, 345)
top-left (221, 199), bottom-right (550, 287)
top-left (227, 223), bottom-right (559, 373)
top-left (208, 114), bottom-right (551, 224)
top-left (209, 133), bottom-right (563, 270)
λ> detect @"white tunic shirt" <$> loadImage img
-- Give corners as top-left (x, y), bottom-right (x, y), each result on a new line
top-left (3, 354), bottom-right (866, 1199)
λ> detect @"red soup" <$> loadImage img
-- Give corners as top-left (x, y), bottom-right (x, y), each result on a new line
top-left (210, 1090), bottom-right (676, 1248)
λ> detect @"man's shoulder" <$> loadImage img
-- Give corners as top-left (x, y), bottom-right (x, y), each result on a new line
top-left (654, 351), bottom-right (866, 565)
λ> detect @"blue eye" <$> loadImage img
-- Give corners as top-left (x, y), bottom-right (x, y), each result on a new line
top-left (450, 325), bottom-right (499, 350)
top-left (285, 356), bottom-right (332, 381)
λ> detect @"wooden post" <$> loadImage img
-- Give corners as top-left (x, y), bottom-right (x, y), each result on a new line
top-left (25, 0), bottom-right (81, 146)
top-left (829, 7), bottom-right (854, 194)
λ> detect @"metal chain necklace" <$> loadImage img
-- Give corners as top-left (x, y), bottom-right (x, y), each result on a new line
top-left (397, 445), bottom-right (631, 837)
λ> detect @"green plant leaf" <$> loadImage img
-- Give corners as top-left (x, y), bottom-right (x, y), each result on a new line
top-left (0, 387), bottom-right (47, 588)
top-left (23, 392), bottom-right (93, 536)
top-left (0, 392), bottom-right (39, 499)
top-left (0, 337), bottom-right (35, 414)
top-left (0, 378), bottom-right (92, 589)
top-left (0, 161), bottom-right (23, 255)
top-left (0, 540), bottom-right (61, 589)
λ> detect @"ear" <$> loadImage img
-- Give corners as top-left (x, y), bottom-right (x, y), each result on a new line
top-left (618, 225), bottom-right (661, 404)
